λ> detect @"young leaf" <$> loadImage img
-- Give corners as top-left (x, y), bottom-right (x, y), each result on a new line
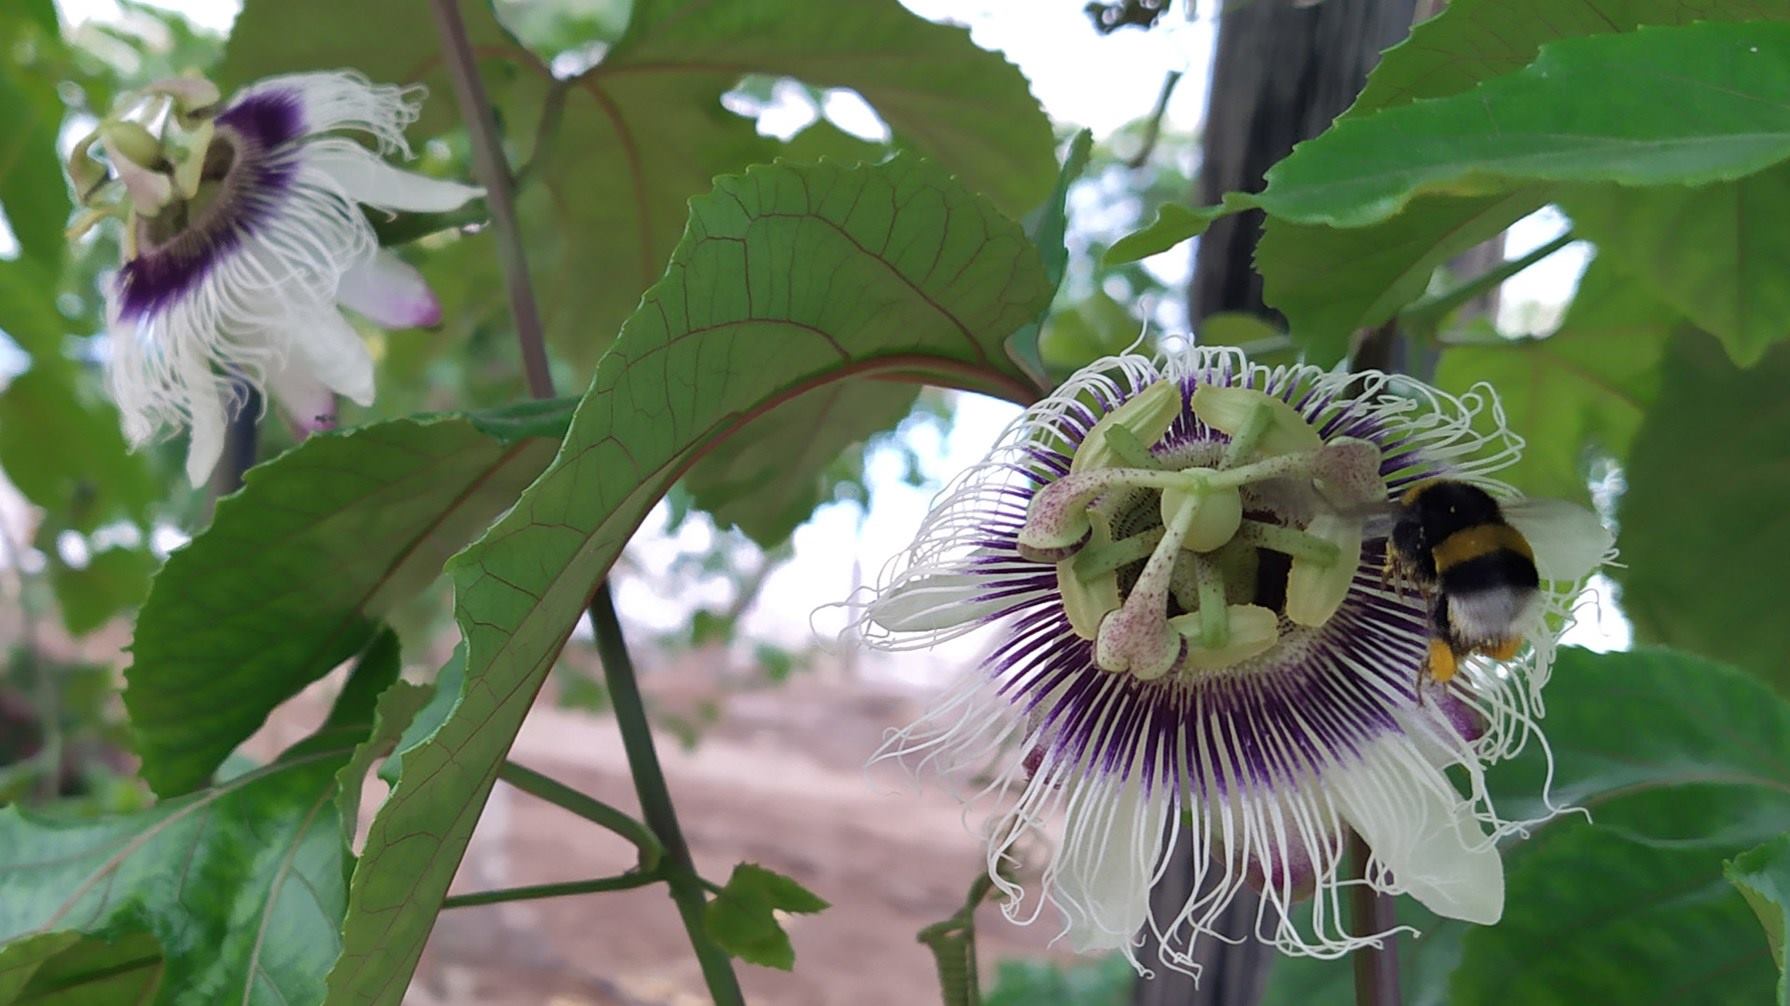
top-left (1728, 835), bottom-right (1790, 1005)
top-left (1104, 201), bottom-right (1234, 266)
top-left (1433, 257), bottom-right (1672, 503)
top-left (0, 656), bottom-right (425, 1006)
top-left (327, 155), bottom-right (1050, 1005)
top-left (1616, 334), bottom-right (1790, 692)
top-left (703, 863), bottom-right (830, 970)
top-left (125, 403), bottom-right (571, 796)
top-left (1008, 128), bottom-right (1093, 386)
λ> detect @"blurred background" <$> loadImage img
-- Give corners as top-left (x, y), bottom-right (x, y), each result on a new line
top-left (0, 1), bottom-right (1631, 1003)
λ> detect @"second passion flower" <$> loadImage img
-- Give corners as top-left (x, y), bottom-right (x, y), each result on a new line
top-left (859, 346), bottom-right (1611, 978)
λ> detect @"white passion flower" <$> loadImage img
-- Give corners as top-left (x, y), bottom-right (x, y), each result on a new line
top-left (68, 72), bottom-right (482, 485)
top-left (858, 346), bottom-right (1613, 978)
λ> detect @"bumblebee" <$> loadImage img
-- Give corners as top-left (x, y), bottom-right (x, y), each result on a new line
top-left (1383, 480), bottom-right (1607, 686)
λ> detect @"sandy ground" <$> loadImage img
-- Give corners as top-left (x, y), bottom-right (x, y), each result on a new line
top-left (254, 661), bottom-right (1071, 1006)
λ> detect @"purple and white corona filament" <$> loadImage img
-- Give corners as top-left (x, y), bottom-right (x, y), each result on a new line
top-left (74, 72), bottom-right (482, 484)
top-left (858, 346), bottom-right (1610, 977)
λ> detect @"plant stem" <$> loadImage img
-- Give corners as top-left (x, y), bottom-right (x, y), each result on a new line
top-left (442, 870), bottom-right (662, 910)
top-left (429, 0), bottom-right (553, 400)
top-left (1348, 831), bottom-right (1402, 1006)
top-left (432, 4), bottom-right (743, 1001)
top-left (498, 760), bottom-right (663, 870)
top-left (918, 872), bottom-right (997, 1006)
top-left (589, 584), bottom-right (745, 1005)
top-left (1400, 231), bottom-right (1576, 336)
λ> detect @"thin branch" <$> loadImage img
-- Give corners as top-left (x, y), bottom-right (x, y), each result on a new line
top-left (441, 870), bottom-right (661, 910)
top-left (499, 760), bottom-right (663, 870)
top-left (589, 584), bottom-right (745, 1004)
top-left (1126, 71), bottom-right (1184, 169)
top-left (1401, 231), bottom-right (1576, 336)
top-left (429, 0), bottom-right (554, 400)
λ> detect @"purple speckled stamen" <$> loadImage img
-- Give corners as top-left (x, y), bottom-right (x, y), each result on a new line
top-left (115, 89), bottom-right (306, 322)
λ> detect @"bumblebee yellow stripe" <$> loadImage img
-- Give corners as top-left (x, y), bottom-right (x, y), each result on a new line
top-left (1432, 523), bottom-right (1533, 573)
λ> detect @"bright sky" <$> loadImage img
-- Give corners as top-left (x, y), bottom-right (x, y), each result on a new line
top-left (46, 0), bottom-right (1625, 667)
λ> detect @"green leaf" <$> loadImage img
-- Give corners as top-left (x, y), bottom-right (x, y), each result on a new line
top-left (0, 932), bottom-right (165, 1005)
top-left (47, 547), bottom-right (157, 637)
top-left (0, 656), bottom-right (425, 1006)
top-left (683, 381), bottom-right (917, 545)
top-left (1728, 835), bottom-right (1790, 1004)
top-left (1351, 0), bottom-right (1790, 115)
top-left (125, 402), bottom-right (570, 796)
top-left (703, 863), bottom-right (829, 970)
top-left (1258, 191), bottom-right (1542, 365)
top-left (1007, 129), bottom-right (1093, 387)
top-left (1564, 162), bottom-right (1790, 364)
top-left (1432, 257), bottom-right (1672, 502)
top-left (0, 0), bottom-right (72, 267)
top-left (1258, 24), bottom-right (1790, 228)
top-left (1448, 647), bottom-right (1790, 1003)
top-left (224, 0), bottom-right (1055, 369)
top-left (327, 156), bottom-right (1049, 1004)
top-left (1104, 200), bottom-right (1234, 265)
top-left (1037, 289), bottom-right (1140, 375)
top-left (1616, 334), bottom-right (1790, 690)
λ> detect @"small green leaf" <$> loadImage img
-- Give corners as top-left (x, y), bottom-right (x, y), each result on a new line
top-left (1259, 23), bottom-right (1790, 228)
top-left (1564, 162), bottom-right (1790, 365)
top-left (46, 547), bottom-right (157, 638)
top-left (1728, 835), bottom-right (1790, 1004)
top-left (703, 863), bottom-right (829, 970)
top-left (1105, 200), bottom-right (1234, 265)
top-left (1038, 290), bottom-right (1140, 375)
top-left (126, 402), bottom-right (568, 796)
top-left (1007, 129), bottom-right (1093, 387)
top-left (1616, 334), bottom-right (1790, 691)
top-left (985, 956), bottom-right (1133, 1006)
top-left (1433, 256), bottom-right (1672, 503)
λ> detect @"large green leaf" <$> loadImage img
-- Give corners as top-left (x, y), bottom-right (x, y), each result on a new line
top-left (1729, 835), bottom-right (1790, 1004)
top-left (222, 0), bottom-right (1053, 369)
top-left (1257, 191), bottom-right (1542, 365)
top-left (1257, 23), bottom-right (1790, 227)
top-left (0, 650), bottom-right (426, 1006)
top-left (124, 402), bottom-right (572, 796)
top-left (1616, 333), bottom-right (1790, 690)
top-left (1564, 162), bottom-right (1790, 364)
top-left (0, 0), bottom-right (72, 267)
top-left (1433, 257), bottom-right (1672, 502)
top-left (1350, 0), bottom-right (1790, 115)
top-left (0, 932), bottom-right (164, 1005)
top-left (325, 156), bottom-right (1049, 1004)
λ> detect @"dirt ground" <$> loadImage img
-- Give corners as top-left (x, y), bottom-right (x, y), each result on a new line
top-left (255, 656), bottom-right (1072, 1006)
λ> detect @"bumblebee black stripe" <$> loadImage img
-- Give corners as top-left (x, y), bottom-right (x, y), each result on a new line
top-left (1437, 549), bottom-right (1539, 596)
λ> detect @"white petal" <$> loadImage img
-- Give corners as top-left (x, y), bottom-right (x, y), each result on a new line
top-left (306, 140), bottom-right (483, 213)
top-left (1056, 778), bottom-right (1171, 953)
top-left (1330, 741), bottom-right (1504, 925)
top-left (285, 310), bottom-right (374, 406)
top-left (181, 351), bottom-right (228, 487)
top-left (1505, 497), bottom-right (1613, 582)
top-left (867, 572), bottom-right (1008, 633)
top-left (240, 71), bottom-right (419, 150)
top-left (265, 352), bottom-right (337, 436)
top-left (336, 250), bottom-right (441, 329)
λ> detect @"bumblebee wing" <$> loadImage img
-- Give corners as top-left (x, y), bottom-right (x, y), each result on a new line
top-left (1504, 498), bottom-right (1613, 582)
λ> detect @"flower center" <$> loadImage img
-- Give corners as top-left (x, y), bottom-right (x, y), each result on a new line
top-left (1019, 380), bottom-right (1381, 682)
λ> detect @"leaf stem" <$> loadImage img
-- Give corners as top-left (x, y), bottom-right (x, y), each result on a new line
top-left (432, 5), bottom-right (742, 1001)
top-left (498, 760), bottom-right (663, 870)
top-left (589, 584), bottom-right (745, 1005)
top-left (441, 870), bottom-right (661, 910)
top-left (1349, 831), bottom-right (1403, 1006)
top-left (429, 0), bottom-right (554, 400)
top-left (1401, 231), bottom-right (1576, 336)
